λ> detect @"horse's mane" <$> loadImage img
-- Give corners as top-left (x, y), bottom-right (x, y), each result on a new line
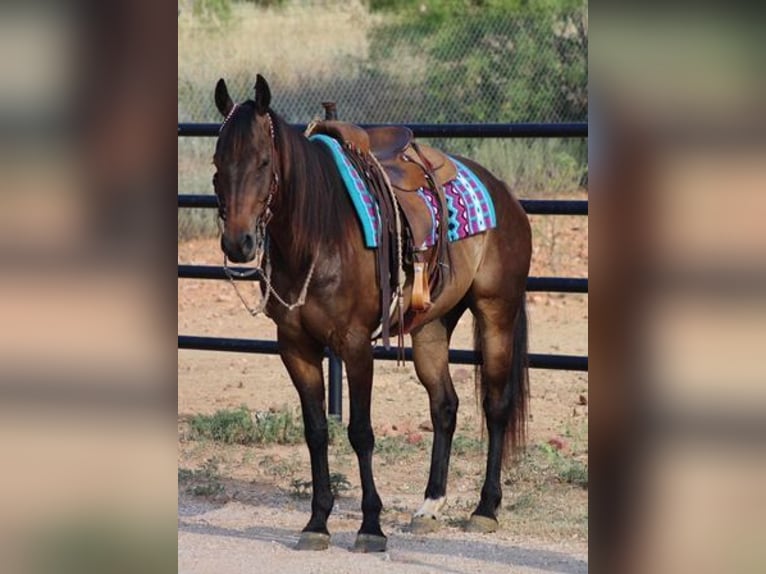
top-left (271, 111), bottom-right (355, 265)
top-left (223, 102), bottom-right (355, 266)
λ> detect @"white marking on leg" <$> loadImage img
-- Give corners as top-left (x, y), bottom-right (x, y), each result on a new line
top-left (414, 496), bottom-right (446, 519)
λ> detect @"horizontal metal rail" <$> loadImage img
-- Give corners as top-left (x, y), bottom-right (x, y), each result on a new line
top-left (177, 264), bottom-right (587, 294)
top-left (179, 122), bottom-right (588, 139)
top-left (178, 335), bottom-right (588, 372)
top-left (178, 120), bottom-right (590, 416)
top-left (177, 194), bottom-right (587, 216)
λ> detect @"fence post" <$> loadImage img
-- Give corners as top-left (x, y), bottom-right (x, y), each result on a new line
top-left (327, 351), bottom-right (343, 420)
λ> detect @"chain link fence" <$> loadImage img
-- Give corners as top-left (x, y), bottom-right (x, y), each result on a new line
top-left (178, 0), bottom-right (588, 240)
top-left (178, 0), bottom-right (587, 124)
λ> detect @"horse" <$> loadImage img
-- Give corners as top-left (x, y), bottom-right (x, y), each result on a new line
top-left (212, 75), bottom-right (532, 552)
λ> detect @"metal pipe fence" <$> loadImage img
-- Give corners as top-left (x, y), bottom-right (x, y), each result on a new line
top-left (178, 121), bottom-right (588, 419)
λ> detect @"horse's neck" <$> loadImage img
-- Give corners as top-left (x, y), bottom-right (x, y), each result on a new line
top-left (267, 119), bottom-right (338, 275)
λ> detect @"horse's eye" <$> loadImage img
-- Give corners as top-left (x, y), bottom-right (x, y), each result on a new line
top-left (258, 158), bottom-right (270, 170)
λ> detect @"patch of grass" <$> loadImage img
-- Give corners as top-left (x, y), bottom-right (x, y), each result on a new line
top-left (508, 442), bottom-right (588, 489)
top-left (329, 472), bottom-right (352, 496)
top-left (375, 435), bottom-right (420, 464)
top-left (189, 406), bottom-right (256, 444)
top-left (187, 405), bottom-right (355, 447)
top-left (289, 478), bottom-right (312, 499)
top-left (259, 453), bottom-right (301, 479)
top-left (253, 407), bottom-right (304, 444)
top-left (188, 404), bottom-right (305, 445)
top-left (179, 458), bottom-right (225, 497)
top-left (468, 138), bottom-right (586, 199)
top-left (290, 472), bottom-right (352, 499)
top-left (327, 415), bottom-right (348, 448)
top-left (451, 434), bottom-right (485, 456)
top-left (558, 460), bottom-right (588, 487)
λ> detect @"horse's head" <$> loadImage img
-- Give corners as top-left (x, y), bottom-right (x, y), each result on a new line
top-left (213, 75), bottom-right (277, 263)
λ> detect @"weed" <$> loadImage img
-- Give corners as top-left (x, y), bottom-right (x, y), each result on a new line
top-left (505, 442), bottom-right (588, 490)
top-left (189, 406), bottom-right (254, 444)
top-left (375, 435), bottom-right (420, 464)
top-left (289, 478), bottom-right (312, 499)
top-left (259, 454), bottom-right (301, 479)
top-left (179, 458), bottom-right (225, 497)
top-left (177, 468), bottom-right (195, 482)
top-left (289, 472), bottom-right (353, 499)
top-left (189, 405), bottom-right (306, 445)
top-left (329, 473), bottom-right (352, 496)
top-left (253, 407), bottom-right (304, 444)
top-left (531, 443), bottom-right (589, 488)
top-left (451, 434), bottom-right (484, 456)
top-left (558, 459), bottom-right (588, 487)
top-left (188, 405), bottom-right (361, 453)
top-left (327, 416), bottom-right (349, 449)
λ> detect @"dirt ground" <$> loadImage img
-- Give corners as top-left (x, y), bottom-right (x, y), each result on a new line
top-left (178, 215), bottom-right (588, 573)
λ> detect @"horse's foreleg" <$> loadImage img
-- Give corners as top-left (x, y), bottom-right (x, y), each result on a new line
top-left (410, 317), bottom-right (460, 533)
top-left (342, 338), bottom-right (386, 552)
top-left (278, 329), bottom-right (334, 550)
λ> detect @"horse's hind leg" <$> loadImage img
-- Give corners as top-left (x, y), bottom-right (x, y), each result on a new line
top-left (409, 304), bottom-right (466, 533)
top-left (467, 292), bottom-right (529, 533)
top-left (278, 328), bottom-right (334, 550)
top-left (342, 337), bottom-right (387, 552)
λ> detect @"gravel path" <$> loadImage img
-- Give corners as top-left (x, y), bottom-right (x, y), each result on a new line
top-left (178, 499), bottom-right (587, 574)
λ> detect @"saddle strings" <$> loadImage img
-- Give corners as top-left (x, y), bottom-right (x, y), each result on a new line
top-left (365, 151), bottom-right (407, 362)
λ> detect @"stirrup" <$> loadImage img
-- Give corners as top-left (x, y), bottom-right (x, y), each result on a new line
top-left (411, 261), bottom-right (432, 311)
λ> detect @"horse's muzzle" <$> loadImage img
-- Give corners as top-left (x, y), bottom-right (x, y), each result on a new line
top-left (221, 231), bottom-right (256, 263)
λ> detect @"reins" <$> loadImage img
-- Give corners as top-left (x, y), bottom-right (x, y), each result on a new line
top-left (221, 111), bottom-right (318, 317)
top-left (223, 246), bottom-right (318, 316)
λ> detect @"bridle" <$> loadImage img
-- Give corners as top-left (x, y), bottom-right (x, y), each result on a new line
top-left (219, 108), bottom-right (316, 316)
top-left (258, 111), bottom-right (279, 228)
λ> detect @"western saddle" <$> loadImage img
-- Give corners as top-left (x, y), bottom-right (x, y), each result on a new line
top-left (306, 116), bottom-right (457, 351)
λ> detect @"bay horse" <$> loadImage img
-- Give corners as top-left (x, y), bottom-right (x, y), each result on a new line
top-left (212, 75), bottom-right (532, 552)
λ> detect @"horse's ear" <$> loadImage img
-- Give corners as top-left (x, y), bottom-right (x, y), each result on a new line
top-left (215, 78), bottom-right (234, 118)
top-left (254, 74), bottom-right (271, 115)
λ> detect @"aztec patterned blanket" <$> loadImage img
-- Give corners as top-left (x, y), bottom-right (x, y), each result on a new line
top-left (310, 134), bottom-right (496, 249)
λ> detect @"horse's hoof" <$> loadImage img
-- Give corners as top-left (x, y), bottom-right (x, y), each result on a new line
top-left (465, 514), bottom-right (498, 533)
top-left (409, 515), bottom-right (441, 534)
top-left (295, 531), bottom-right (330, 551)
top-left (351, 533), bottom-right (387, 553)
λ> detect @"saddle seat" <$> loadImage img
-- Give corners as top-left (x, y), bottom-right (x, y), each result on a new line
top-left (312, 121), bottom-right (457, 192)
top-left (309, 120), bottom-right (457, 313)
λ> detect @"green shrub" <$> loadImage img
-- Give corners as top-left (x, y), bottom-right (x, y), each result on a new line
top-left (188, 405), bottom-right (352, 446)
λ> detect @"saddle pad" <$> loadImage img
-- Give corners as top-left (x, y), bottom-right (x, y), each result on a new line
top-left (311, 134), bottom-right (381, 247)
top-left (311, 135), bottom-right (496, 248)
top-left (419, 158), bottom-right (498, 246)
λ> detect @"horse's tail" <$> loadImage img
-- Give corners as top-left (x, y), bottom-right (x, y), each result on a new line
top-left (474, 295), bottom-right (530, 465)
